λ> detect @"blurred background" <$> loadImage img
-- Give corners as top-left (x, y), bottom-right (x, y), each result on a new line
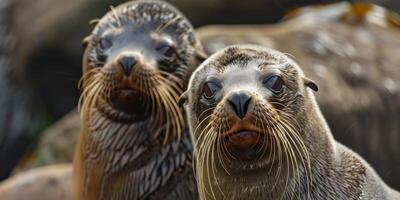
top-left (0, 0), bottom-right (399, 198)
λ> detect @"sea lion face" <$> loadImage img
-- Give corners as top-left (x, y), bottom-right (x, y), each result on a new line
top-left (80, 1), bottom-right (204, 139)
top-left (184, 45), bottom-right (318, 197)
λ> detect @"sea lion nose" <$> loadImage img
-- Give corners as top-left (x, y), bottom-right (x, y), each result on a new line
top-left (227, 91), bottom-right (252, 119)
top-left (118, 54), bottom-right (138, 76)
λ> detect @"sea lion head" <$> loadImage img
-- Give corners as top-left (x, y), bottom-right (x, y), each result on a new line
top-left (182, 44), bottom-right (319, 199)
top-left (79, 0), bottom-right (205, 141)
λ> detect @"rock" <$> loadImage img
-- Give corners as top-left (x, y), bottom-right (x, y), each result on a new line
top-left (197, 2), bottom-right (400, 189)
top-left (169, 0), bottom-right (400, 26)
top-left (15, 110), bottom-right (80, 172)
top-left (0, 164), bottom-right (72, 200)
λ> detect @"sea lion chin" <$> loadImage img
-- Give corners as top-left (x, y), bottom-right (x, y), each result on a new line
top-left (183, 44), bottom-right (400, 200)
top-left (224, 131), bottom-right (265, 161)
top-left (109, 88), bottom-right (147, 115)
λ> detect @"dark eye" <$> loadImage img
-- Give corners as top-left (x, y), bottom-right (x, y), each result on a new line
top-left (157, 44), bottom-right (176, 59)
top-left (203, 81), bottom-right (220, 99)
top-left (99, 38), bottom-right (112, 50)
top-left (264, 75), bottom-right (284, 94)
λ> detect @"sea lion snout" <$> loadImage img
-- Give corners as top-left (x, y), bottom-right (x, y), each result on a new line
top-left (227, 91), bottom-right (252, 119)
top-left (118, 53), bottom-right (138, 75)
top-left (115, 52), bottom-right (144, 76)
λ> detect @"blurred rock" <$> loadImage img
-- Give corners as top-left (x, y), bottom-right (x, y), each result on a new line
top-left (197, 2), bottom-right (400, 189)
top-left (0, 0), bottom-right (33, 181)
top-left (0, 164), bottom-right (72, 200)
top-left (169, 0), bottom-right (400, 26)
top-left (15, 110), bottom-right (80, 172)
top-left (0, 0), bottom-right (127, 180)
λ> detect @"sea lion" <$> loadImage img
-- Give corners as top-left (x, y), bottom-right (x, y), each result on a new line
top-left (73, 1), bottom-right (205, 199)
top-left (181, 45), bottom-right (400, 199)
top-left (196, 2), bottom-right (400, 189)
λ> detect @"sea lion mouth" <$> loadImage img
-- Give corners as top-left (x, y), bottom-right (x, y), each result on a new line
top-left (225, 131), bottom-right (261, 149)
top-left (110, 87), bottom-right (148, 114)
top-left (224, 129), bottom-right (266, 161)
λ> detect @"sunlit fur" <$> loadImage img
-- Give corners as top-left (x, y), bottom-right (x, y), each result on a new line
top-left (184, 45), bottom-right (399, 199)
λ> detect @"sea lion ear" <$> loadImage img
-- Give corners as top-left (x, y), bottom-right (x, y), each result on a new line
top-left (178, 91), bottom-right (189, 107)
top-left (303, 77), bottom-right (318, 92)
top-left (81, 36), bottom-right (92, 49)
top-left (195, 49), bottom-right (208, 62)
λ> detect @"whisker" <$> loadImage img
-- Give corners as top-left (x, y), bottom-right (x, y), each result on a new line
top-left (110, 5), bottom-right (122, 27)
top-left (89, 18), bottom-right (101, 25)
top-left (155, 16), bottom-right (181, 34)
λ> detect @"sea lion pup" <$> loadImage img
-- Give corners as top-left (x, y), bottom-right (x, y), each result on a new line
top-left (180, 45), bottom-right (400, 199)
top-left (73, 1), bottom-right (206, 199)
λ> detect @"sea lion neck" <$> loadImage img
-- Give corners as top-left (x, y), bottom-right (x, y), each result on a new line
top-left (88, 106), bottom-right (180, 143)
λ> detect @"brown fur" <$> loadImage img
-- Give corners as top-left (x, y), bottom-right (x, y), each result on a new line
top-left (183, 45), bottom-right (400, 199)
top-left (72, 1), bottom-right (205, 199)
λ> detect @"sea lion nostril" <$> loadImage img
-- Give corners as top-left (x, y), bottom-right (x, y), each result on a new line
top-left (228, 92), bottom-right (252, 119)
top-left (118, 54), bottom-right (137, 75)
